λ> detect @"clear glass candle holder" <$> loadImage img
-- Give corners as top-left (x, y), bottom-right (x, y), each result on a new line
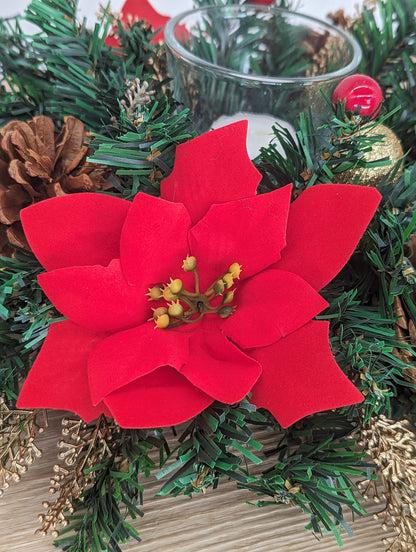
top-left (165, 4), bottom-right (362, 156)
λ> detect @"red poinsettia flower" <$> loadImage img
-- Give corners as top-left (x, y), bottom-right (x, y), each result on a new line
top-left (17, 121), bottom-right (380, 428)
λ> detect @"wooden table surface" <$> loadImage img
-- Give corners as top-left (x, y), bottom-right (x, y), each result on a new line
top-left (0, 410), bottom-right (394, 552)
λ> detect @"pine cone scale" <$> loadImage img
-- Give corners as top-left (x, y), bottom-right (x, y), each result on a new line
top-left (56, 116), bottom-right (90, 173)
top-left (29, 116), bottom-right (56, 161)
top-left (25, 153), bottom-right (54, 179)
top-left (7, 221), bottom-right (29, 250)
top-left (0, 224), bottom-right (12, 256)
top-left (8, 123), bottom-right (40, 159)
top-left (8, 160), bottom-right (42, 197)
top-left (69, 173), bottom-right (104, 193)
top-left (0, 160), bottom-right (13, 189)
top-left (0, 185), bottom-right (31, 224)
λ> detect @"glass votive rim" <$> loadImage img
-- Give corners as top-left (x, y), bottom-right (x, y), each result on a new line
top-left (164, 4), bottom-right (362, 85)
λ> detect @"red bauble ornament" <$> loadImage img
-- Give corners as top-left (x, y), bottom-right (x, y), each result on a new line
top-left (333, 74), bottom-right (383, 118)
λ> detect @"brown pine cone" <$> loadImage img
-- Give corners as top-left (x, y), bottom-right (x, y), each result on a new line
top-left (0, 115), bottom-right (112, 256)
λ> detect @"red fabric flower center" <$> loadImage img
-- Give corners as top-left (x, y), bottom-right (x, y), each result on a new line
top-left (149, 256), bottom-right (241, 329)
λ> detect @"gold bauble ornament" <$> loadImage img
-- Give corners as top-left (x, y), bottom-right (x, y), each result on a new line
top-left (336, 123), bottom-right (404, 186)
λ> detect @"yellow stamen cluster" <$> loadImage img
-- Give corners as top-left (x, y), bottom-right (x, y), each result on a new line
top-left (148, 257), bottom-right (241, 329)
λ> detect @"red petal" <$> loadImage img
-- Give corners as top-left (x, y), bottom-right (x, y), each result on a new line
top-left (38, 259), bottom-right (148, 332)
top-left (161, 121), bottom-right (261, 224)
top-left (104, 366), bottom-right (213, 428)
top-left (222, 269), bottom-right (328, 349)
top-left (17, 321), bottom-right (110, 422)
top-left (179, 330), bottom-right (261, 403)
top-left (189, 185), bottom-right (292, 290)
top-left (275, 184), bottom-right (381, 290)
top-left (21, 193), bottom-right (130, 271)
top-left (88, 323), bottom-right (190, 405)
top-left (120, 192), bottom-right (191, 287)
top-left (249, 320), bottom-right (363, 427)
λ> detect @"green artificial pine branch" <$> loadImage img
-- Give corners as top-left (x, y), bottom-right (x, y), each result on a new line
top-left (351, 0), bottom-right (416, 157)
top-left (0, 16), bottom-right (53, 124)
top-left (238, 414), bottom-right (374, 545)
top-left (320, 290), bottom-right (415, 420)
top-left (380, 53), bottom-right (416, 156)
top-left (87, 95), bottom-right (195, 199)
top-left (352, 0), bottom-right (416, 78)
top-left (185, 0), bottom-right (307, 79)
top-left (9, 0), bottom-right (194, 197)
top-left (23, 0), bottom-right (149, 130)
top-left (52, 417), bottom-right (166, 552)
top-left (155, 400), bottom-right (265, 497)
top-left (0, 249), bottom-right (58, 404)
top-left (0, 0), bottom-right (177, 136)
top-left (256, 105), bottom-right (401, 195)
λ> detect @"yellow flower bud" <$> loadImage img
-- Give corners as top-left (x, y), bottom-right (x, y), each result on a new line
top-left (218, 305), bottom-right (235, 318)
top-left (155, 313), bottom-right (170, 329)
top-left (163, 286), bottom-right (177, 302)
top-left (213, 279), bottom-right (225, 296)
top-left (152, 306), bottom-right (168, 321)
top-left (168, 301), bottom-right (184, 318)
top-left (229, 262), bottom-right (242, 279)
top-left (223, 290), bottom-right (235, 304)
top-left (223, 273), bottom-right (234, 289)
top-left (148, 286), bottom-right (163, 300)
top-left (169, 278), bottom-right (183, 295)
top-left (182, 256), bottom-right (197, 271)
